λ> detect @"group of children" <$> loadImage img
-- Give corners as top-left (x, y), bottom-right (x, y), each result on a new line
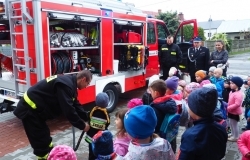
top-left (44, 66), bottom-right (250, 160)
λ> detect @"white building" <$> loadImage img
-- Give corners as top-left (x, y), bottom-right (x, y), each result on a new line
top-left (198, 20), bottom-right (223, 40)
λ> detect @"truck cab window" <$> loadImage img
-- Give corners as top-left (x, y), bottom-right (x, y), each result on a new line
top-left (157, 23), bottom-right (167, 39)
top-left (147, 22), bottom-right (156, 44)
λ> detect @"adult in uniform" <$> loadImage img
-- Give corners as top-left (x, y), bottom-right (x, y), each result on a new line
top-left (14, 70), bottom-right (92, 159)
top-left (187, 37), bottom-right (210, 82)
top-left (158, 35), bottom-right (182, 80)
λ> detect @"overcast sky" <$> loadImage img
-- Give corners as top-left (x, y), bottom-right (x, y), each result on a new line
top-left (123, 0), bottom-right (249, 22)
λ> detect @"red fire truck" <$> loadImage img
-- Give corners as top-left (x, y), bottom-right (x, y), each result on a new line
top-left (0, 0), bottom-right (198, 112)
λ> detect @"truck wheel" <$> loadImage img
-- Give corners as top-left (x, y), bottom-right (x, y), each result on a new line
top-left (103, 84), bottom-right (119, 113)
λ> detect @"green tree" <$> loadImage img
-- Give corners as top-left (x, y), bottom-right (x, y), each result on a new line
top-left (156, 11), bottom-right (180, 35)
top-left (211, 33), bottom-right (231, 52)
top-left (183, 25), bottom-right (206, 41)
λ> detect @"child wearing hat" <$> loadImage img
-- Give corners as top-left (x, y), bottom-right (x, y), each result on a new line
top-left (92, 130), bottom-right (117, 160)
top-left (85, 92), bottom-right (110, 160)
top-left (165, 76), bottom-right (183, 153)
top-left (127, 98), bottom-right (143, 109)
top-left (182, 82), bottom-right (200, 129)
top-left (142, 75), bottom-right (159, 105)
top-left (178, 88), bottom-right (228, 160)
top-left (48, 145), bottom-right (77, 160)
top-left (116, 105), bottom-right (176, 160)
top-left (113, 108), bottom-right (131, 157)
top-left (227, 76), bottom-right (244, 142)
top-left (208, 66), bottom-right (216, 78)
top-left (195, 70), bottom-right (211, 87)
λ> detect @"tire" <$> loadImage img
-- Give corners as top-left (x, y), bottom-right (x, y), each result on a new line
top-left (103, 84), bottom-right (119, 113)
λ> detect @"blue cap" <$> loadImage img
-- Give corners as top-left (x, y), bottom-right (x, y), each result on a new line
top-left (124, 105), bottom-right (157, 139)
top-left (193, 37), bottom-right (202, 42)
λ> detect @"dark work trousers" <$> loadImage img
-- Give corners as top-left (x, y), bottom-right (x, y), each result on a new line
top-left (170, 137), bottom-right (177, 154)
top-left (191, 76), bottom-right (196, 82)
top-left (88, 143), bottom-right (97, 160)
top-left (22, 110), bottom-right (53, 158)
top-left (162, 66), bottom-right (171, 80)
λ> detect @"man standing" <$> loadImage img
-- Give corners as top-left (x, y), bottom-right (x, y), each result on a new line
top-left (187, 37), bottom-right (210, 82)
top-left (14, 70), bottom-right (92, 159)
top-left (158, 35), bottom-right (182, 80)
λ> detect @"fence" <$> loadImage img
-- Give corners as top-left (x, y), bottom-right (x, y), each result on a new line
top-left (204, 39), bottom-right (250, 53)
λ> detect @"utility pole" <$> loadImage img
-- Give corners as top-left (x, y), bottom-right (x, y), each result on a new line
top-left (208, 16), bottom-right (212, 40)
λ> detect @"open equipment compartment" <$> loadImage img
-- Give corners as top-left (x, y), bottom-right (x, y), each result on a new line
top-left (48, 13), bottom-right (101, 75)
top-left (113, 19), bottom-right (145, 72)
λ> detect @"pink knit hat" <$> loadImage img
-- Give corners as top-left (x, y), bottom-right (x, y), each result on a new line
top-left (48, 145), bottom-right (77, 160)
top-left (185, 82), bottom-right (200, 94)
top-left (127, 98), bottom-right (143, 109)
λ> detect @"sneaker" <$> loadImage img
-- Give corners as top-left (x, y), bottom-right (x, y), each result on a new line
top-left (228, 133), bottom-right (232, 137)
top-left (228, 137), bottom-right (238, 142)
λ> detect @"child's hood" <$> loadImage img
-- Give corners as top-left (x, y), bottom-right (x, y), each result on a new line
top-left (124, 137), bottom-right (176, 160)
top-left (114, 136), bottom-right (131, 146)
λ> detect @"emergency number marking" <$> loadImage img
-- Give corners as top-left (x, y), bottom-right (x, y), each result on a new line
top-left (46, 75), bottom-right (57, 82)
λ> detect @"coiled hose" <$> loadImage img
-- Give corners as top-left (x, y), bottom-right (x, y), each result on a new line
top-left (51, 52), bottom-right (73, 75)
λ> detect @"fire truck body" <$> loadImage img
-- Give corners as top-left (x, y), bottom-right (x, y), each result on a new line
top-left (0, 0), bottom-right (197, 112)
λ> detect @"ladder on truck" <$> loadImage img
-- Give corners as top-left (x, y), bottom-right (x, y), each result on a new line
top-left (5, 0), bottom-right (33, 98)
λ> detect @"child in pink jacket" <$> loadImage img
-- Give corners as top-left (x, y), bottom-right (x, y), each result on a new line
top-left (195, 70), bottom-right (211, 86)
top-left (237, 130), bottom-right (250, 160)
top-left (227, 76), bottom-right (244, 142)
top-left (113, 108), bottom-right (131, 156)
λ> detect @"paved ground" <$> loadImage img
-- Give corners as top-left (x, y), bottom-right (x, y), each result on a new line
top-left (0, 86), bottom-right (246, 160)
top-left (1, 53), bottom-right (250, 160)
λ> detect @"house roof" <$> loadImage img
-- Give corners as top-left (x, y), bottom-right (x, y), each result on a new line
top-left (198, 20), bottom-right (223, 30)
top-left (217, 19), bottom-right (250, 33)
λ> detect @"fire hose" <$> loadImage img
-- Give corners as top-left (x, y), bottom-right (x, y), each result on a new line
top-left (51, 52), bottom-right (73, 75)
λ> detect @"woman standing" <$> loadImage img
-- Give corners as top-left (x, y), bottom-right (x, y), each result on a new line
top-left (210, 40), bottom-right (229, 77)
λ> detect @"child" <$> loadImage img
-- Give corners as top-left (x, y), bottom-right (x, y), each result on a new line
top-left (178, 88), bottom-right (228, 160)
top-left (142, 75), bottom-right (159, 105)
top-left (210, 68), bottom-right (224, 98)
top-left (85, 92), bottom-right (110, 160)
top-left (237, 130), bottom-right (250, 160)
top-left (116, 105), bottom-right (176, 159)
top-left (182, 82), bottom-right (200, 129)
top-left (127, 98), bottom-right (143, 109)
top-left (222, 77), bottom-right (232, 103)
top-left (242, 76), bottom-right (250, 131)
top-left (114, 108), bottom-right (131, 156)
top-left (92, 130), bottom-right (117, 160)
top-left (208, 66), bottom-right (216, 78)
top-left (149, 79), bottom-right (177, 133)
top-left (227, 76), bottom-right (244, 142)
top-left (195, 70), bottom-right (211, 87)
top-left (48, 145), bottom-right (77, 160)
top-left (165, 76), bottom-right (183, 153)
top-left (177, 80), bottom-right (187, 92)
top-left (169, 67), bottom-right (181, 79)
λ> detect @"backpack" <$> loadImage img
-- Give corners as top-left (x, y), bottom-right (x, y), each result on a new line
top-left (218, 99), bottom-right (228, 120)
top-left (159, 113), bottom-right (180, 142)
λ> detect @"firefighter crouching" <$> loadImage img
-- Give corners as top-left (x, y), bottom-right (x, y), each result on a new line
top-left (158, 35), bottom-right (182, 80)
top-left (13, 70), bottom-right (92, 160)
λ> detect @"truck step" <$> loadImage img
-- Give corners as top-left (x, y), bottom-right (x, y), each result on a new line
top-left (15, 79), bottom-right (27, 83)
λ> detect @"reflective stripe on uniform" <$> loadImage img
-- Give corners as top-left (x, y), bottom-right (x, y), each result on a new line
top-left (24, 92), bottom-right (37, 109)
top-left (179, 65), bottom-right (185, 69)
top-left (49, 142), bottom-right (53, 148)
top-left (85, 134), bottom-right (93, 143)
top-left (37, 154), bottom-right (48, 160)
top-left (161, 48), bottom-right (168, 50)
top-left (171, 52), bottom-right (176, 55)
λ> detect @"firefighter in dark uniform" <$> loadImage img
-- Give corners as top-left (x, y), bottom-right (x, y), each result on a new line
top-left (158, 35), bottom-right (182, 80)
top-left (13, 70), bottom-right (92, 159)
top-left (187, 37), bottom-right (210, 82)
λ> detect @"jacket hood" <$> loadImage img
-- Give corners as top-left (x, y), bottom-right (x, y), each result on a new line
top-left (126, 137), bottom-right (176, 160)
top-left (151, 95), bottom-right (177, 114)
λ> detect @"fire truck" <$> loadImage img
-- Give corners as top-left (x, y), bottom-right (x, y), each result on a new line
top-left (0, 0), bottom-right (198, 113)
